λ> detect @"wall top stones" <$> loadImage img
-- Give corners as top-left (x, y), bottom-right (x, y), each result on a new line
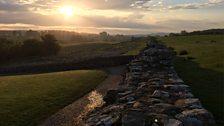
top-left (84, 41), bottom-right (216, 126)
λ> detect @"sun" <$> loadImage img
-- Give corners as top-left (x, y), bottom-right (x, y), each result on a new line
top-left (59, 6), bottom-right (74, 17)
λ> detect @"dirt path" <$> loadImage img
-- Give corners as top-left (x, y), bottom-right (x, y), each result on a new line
top-left (39, 65), bottom-right (126, 126)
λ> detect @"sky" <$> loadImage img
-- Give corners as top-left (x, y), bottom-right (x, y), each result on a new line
top-left (0, 0), bottom-right (224, 34)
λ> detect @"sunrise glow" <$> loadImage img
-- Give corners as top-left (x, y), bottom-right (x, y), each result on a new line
top-left (59, 6), bottom-right (74, 17)
top-left (0, 0), bottom-right (223, 34)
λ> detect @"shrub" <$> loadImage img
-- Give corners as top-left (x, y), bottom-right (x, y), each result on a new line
top-left (41, 34), bottom-right (61, 55)
top-left (0, 38), bottom-right (21, 60)
top-left (187, 56), bottom-right (195, 60)
top-left (22, 39), bottom-right (43, 56)
top-left (168, 47), bottom-right (175, 51)
top-left (210, 40), bottom-right (216, 43)
top-left (0, 34), bottom-right (61, 62)
top-left (179, 50), bottom-right (189, 55)
top-left (22, 34), bottom-right (60, 56)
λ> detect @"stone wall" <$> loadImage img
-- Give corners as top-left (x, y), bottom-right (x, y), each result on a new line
top-left (84, 41), bottom-right (216, 126)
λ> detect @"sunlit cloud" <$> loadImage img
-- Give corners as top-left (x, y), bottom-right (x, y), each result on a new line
top-left (209, 0), bottom-right (224, 3)
top-left (167, 0), bottom-right (224, 10)
top-left (0, 0), bottom-right (223, 34)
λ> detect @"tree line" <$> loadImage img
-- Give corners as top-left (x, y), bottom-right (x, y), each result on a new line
top-left (0, 34), bottom-right (60, 61)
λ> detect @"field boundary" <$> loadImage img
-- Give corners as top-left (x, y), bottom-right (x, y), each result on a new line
top-left (0, 55), bottom-right (134, 76)
top-left (85, 42), bottom-right (216, 126)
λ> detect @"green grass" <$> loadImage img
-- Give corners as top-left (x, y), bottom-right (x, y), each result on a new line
top-left (59, 37), bottom-right (148, 57)
top-left (0, 38), bottom-right (148, 126)
top-left (2, 38), bottom-right (148, 67)
top-left (159, 35), bottom-right (224, 125)
top-left (124, 39), bottom-right (147, 55)
top-left (57, 39), bottom-right (147, 61)
top-left (0, 70), bottom-right (107, 126)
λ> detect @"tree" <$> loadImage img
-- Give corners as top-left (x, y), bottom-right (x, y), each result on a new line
top-left (21, 34), bottom-right (60, 57)
top-left (0, 38), bottom-right (13, 59)
top-left (22, 39), bottom-right (42, 56)
top-left (0, 38), bottom-right (22, 60)
top-left (0, 34), bottom-right (61, 62)
top-left (41, 34), bottom-right (60, 55)
top-left (180, 30), bottom-right (188, 35)
top-left (99, 31), bottom-right (109, 41)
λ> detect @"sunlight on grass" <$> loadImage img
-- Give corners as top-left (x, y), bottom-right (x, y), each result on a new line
top-left (0, 70), bottom-right (107, 126)
top-left (160, 35), bottom-right (224, 125)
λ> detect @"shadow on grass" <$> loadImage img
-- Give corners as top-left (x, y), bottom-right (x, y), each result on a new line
top-left (0, 56), bottom-right (133, 76)
top-left (174, 57), bottom-right (224, 125)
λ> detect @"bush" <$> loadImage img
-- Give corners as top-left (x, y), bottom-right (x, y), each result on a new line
top-left (0, 34), bottom-right (61, 62)
top-left (22, 39), bottom-right (43, 56)
top-left (210, 40), bottom-right (216, 43)
top-left (187, 56), bottom-right (195, 60)
top-left (22, 34), bottom-right (60, 56)
top-left (41, 34), bottom-right (60, 55)
top-left (179, 50), bottom-right (189, 55)
top-left (0, 38), bottom-right (21, 60)
top-left (168, 47), bottom-right (175, 51)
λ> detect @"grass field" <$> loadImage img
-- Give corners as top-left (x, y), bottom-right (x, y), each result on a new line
top-left (159, 35), bottom-right (224, 125)
top-left (0, 70), bottom-right (107, 126)
top-left (0, 38), bottom-right (147, 126)
top-left (1, 38), bottom-right (148, 68)
top-left (46, 37), bottom-right (148, 57)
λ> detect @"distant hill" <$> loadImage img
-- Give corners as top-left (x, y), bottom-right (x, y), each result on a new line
top-left (169, 29), bottom-right (224, 36)
top-left (188, 29), bottom-right (224, 35)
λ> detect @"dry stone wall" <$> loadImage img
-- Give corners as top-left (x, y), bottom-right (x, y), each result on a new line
top-left (84, 41), bottom-right (216, 126)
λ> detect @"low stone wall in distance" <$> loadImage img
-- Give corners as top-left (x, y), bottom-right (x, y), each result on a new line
top-left (84, 42), bottom-right (216, 126)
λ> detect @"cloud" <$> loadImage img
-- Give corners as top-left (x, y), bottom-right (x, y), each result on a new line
top-left (76, 0), bottom-right (136, 9)
top-left (0, 10), bottom-right (169, 34)
top-left (127, 12), bottom-right (145, 20)
top-left (209, 0), bottom-right (224, 3)
top-left (0, 23), bottom-right (40, 30)
top-left (167, 0), bottom-right (224, 10)
top-left (10, 0), bottom-right (137, 10)
top-left (0, 11), bottom-right (165, 31)
top-left (79, 15), bottom-right (165, 30)
top-left (0, 0), bottom-right (223, 34)
top-left (0, 23), bottom-right (164, 34)
top-left (1, 0), bottom-right (223, 13)
top-left (2, 18), bottom-right (223, 34)
top-left (0, 12), bottom-right (63, 25)
top-left (157, 19), bottom-right (224, 31)
top-left (130, 0), bottom-right (224, 10)
top-left (0, 0), bottom-right (161, 11)
top-left (168, 3), bottom-right (206, 10)
top-left (0, 1), bottom-right (28, 12)
top-left (130, 0), bottom-right (163, 10)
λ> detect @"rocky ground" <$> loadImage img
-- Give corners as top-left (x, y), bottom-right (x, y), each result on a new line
top-left (84, 41), bottom-right (216, 126)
